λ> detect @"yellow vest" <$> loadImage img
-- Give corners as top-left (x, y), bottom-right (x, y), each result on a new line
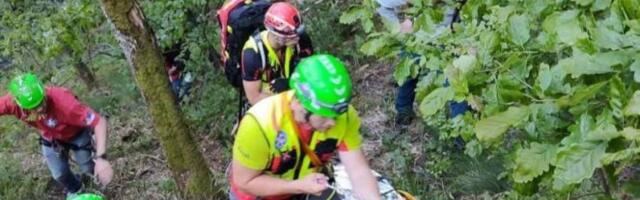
top-left (242, 31), bottom-right (294, 93)
top-left (233, 91), bottom-right (363, 180)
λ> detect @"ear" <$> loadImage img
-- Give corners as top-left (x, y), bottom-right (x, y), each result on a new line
top-left (290, 97), bottom-right (302, 111)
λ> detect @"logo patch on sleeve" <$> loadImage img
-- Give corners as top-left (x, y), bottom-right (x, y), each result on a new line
top-left (46, 118), bottom-right (58, 128)
top-left (85, 112), bottom-right (96, 125)
top-left (275, 131), bottom-right (288, 151)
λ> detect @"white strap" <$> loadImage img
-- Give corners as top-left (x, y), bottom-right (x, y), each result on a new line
top-left (255, 34), bottom-right (267, 70)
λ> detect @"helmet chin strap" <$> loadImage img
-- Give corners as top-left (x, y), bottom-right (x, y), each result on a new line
top-left (302, 111), bottom-right (321, 132)
top-left (304, 110), bottom-right (312, 124)
top-left (292, 96), bottom-right (314, 128)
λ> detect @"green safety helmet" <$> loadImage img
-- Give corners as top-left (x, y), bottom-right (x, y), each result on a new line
top-left (289, 54), bottom-right (352, 118)
top-left (67, 193), bottom-right (104, 200)
top-left (7, 73), bottom-right (45, 109)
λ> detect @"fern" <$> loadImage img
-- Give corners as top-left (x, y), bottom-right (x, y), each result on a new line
top-left (449, 154), bottom-right (510, 195)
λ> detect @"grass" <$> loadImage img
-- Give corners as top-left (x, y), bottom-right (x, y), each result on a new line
top-left (0, 153), bottom-right (49, 199)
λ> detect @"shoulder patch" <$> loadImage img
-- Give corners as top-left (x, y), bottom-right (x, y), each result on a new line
top-left (85, 112), bottom-right (96, 126)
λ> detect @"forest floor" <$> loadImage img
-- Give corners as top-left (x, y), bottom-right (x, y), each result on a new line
top-left (30, 60), bottom-right (429, 200)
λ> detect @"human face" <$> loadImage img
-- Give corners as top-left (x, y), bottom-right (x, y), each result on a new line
top-left (292, 99), bottom-right (337, 132)
top-left (305, 110), bottom-right (336, 132)
top-left (269, 30), bottom-right (300, 48)
top-left (25, 99), bottom-right (47, 121)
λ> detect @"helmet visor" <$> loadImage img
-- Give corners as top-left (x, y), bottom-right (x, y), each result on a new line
top-left (299, 83), bottom-right (350, 116)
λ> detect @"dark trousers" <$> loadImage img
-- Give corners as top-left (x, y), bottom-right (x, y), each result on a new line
top-left (394, 78), bottom-right (418, 115)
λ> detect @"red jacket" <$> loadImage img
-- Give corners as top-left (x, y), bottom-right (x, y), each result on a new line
top-left (0, 87), bottom-right (100, 142)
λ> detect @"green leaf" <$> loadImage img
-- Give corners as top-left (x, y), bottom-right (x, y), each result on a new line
top-left (591, 0), bottom-right (611, 11)
top-left (464, 139), bottom-right (483, 158)
top-left (339, 6), bottom-right (368, 24)
top-left (559, 50), bottom-right (628, 78)
top-left (626, 20), bottom-right (640, 34)
top-left (628, 33), bottom-right (640, 48)
top-left (359, 36), bottom-right (390, 56)
top-left (537, 63), bottom-right (552, 92)
top-left (513, 143), bottom-right (558, 183)
top-left (575, 38), bottom-right (598, 54)
top-left (526, 103), bottom-right (565, 138)
top-left (545, 65), bottom-right (570, 94)
top-left (620, 0), bottom-right (640, 20)
top-left (620, 127), bottom-right (640, 141)
top-left (452, 55), bottom-right (478, 75)
top-left (542, 12), bottom-right (560, 34)
top-left (414, 13), bottom-right (437, 33)
top-left (552, 143), bottom-right (607, 191)
top-left (425, 56), bottom-right (443, 71)
top-left (383, 18), bottom-right (401, 34)
top-left (593, 50), bottom-right (632, 66)
top-left (573, 0), bottom-right (594, 6)
top-left (586, 110), bottom-right (620, 141)
top-left (526, 0), bottom-right (551, 16)
top-left (475, 106), bottom-right (530, 143)
top-left (603, 4), bottom-right (625, 32)
top-left (591, 24), bottom-right (624, 50)
top-left (419, 87), bottom-right (455, 117)
top-left (494, 5), bottom-right (516, 24)
top-left (610, 76), bottom-right (625, 119)
top-left (562, 114), bottom-right (594, 145)
top-left (478, 31), bottom-right (500, 65)
top-left (394, 56), bottom-right (416, 85)
top-left (415, 72), bottom-right (442, 102)
top-left (631, 59), bottom-right (640, 83)
top-left (446, 67), bottom-right (469, 101)
top-left (363, 19), bottom-right (374, 33)
top-left (556, 10), bottom-right (588, 45)
top-left (601, 147), bottom-right (640, 165)
top-left (509, 14), bottom-right (531, 45)
top-left (624, 91), bottom-right (640, 116)
top-left (556, 81), bottom-right (607, 107)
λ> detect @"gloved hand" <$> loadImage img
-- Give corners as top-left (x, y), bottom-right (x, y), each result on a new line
top-left (270, 78), bottom-right (290, 93)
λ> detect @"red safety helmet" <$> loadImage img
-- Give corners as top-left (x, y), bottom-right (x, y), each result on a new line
top-left (264, 2), bottom-right (304, 37)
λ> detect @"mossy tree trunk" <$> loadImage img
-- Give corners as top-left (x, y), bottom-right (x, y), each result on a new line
top-left (98, 1), bottom-right (221, 198)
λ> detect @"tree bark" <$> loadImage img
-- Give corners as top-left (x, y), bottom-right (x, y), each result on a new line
top-left (74, 59), bottom-right (97, 89)
top-left (98, 1), bottom-right (220, 198)
top-left (64, 45), bottom-right (97, 89)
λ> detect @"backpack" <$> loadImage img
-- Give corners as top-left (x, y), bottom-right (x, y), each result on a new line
top-left (217, 0), bottom-right (272, 88)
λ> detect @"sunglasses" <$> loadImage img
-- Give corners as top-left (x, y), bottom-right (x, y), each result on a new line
top-left (268, 24), bottom-right (306, 38)
top-left (314, 101), bottom-right (349, 116)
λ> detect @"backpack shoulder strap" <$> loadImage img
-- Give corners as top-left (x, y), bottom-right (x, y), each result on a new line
top-left (252, 32), bottom-right (267, 71)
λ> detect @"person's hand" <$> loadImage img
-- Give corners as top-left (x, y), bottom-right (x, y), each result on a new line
top-left (270, 78), bottom-right (290, 93)
top-left (169, 65), bottom-right (178, 73)
top-left (400, 19), bottom-right (413, 33)
top-left (94, 158), bottom-right (114, 186)
top-left (295, 173), bottom-right (329, 196)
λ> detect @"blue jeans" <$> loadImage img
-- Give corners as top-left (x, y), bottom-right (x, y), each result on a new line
top-left (42, 129), bottom-right (94, 194)
top-left (171, 78), bottom-right (193, 101)
top-left (395, 51), bottom-right (420, 116)
top-left (171, 79), bottom-right (181, 96)
top-left (449, 101), bottom-right (469, 118)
